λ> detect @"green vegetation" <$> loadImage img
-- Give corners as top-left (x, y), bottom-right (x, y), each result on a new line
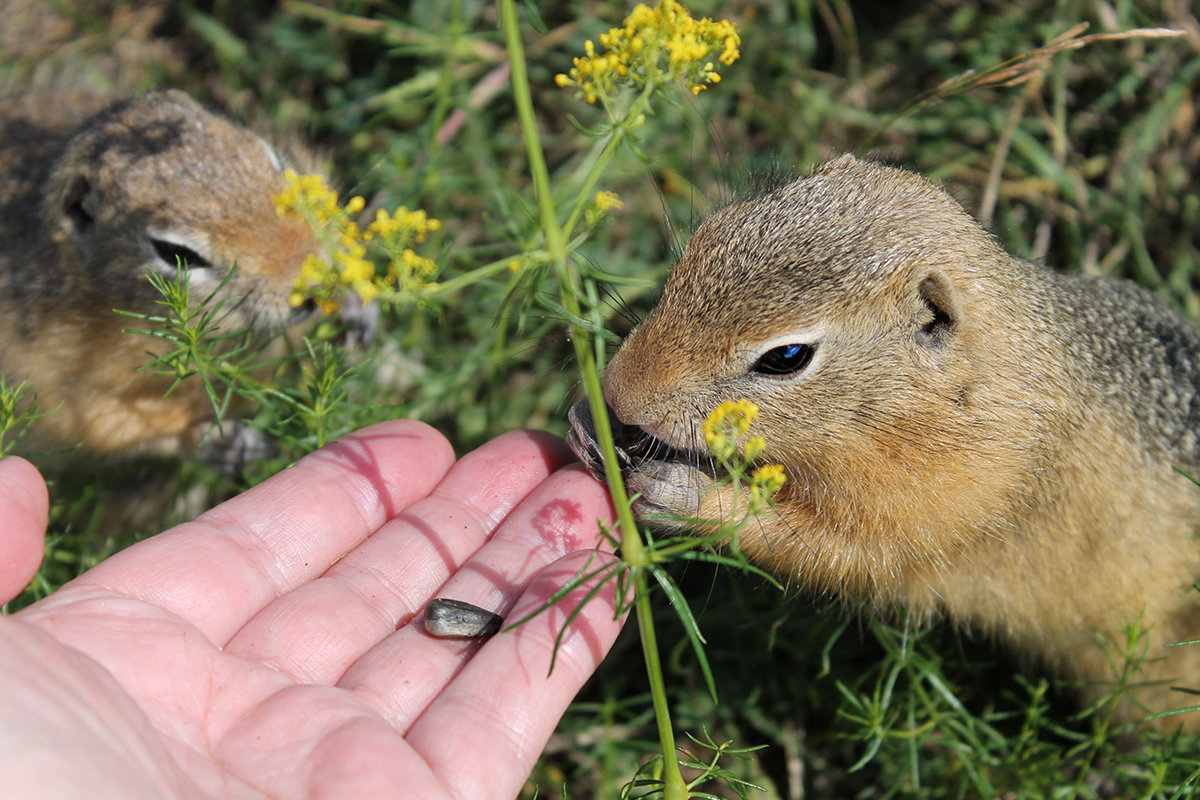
top-left (3, 0), bottom-right (1200, 796)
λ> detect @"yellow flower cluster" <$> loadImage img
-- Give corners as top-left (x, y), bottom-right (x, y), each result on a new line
top-left (703, 399), bottom-right (787, 512)
top-left (593, 190), bottom-right (624, 212)
top-left (274, 170), bottom-right (441, 313)
top-left (703, 398), bottom-right (761, 462)
top-left (748, 463), bottom-right (787, 513)
top-left (555, 0), bottom-right (740, 104)
top-left (369, 207), bottom-right (441, 298)
top-left (273, 171), bottom-right (344, 222)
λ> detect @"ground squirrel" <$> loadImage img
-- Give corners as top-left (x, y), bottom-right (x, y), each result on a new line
top-left (0, 89), bottom-right (317, 463)
top-left (569, 154), bottom-right (1200, 729)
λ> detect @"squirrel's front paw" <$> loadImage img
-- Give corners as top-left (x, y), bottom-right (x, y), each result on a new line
top-left (192, 420), bottom-right (278, 473)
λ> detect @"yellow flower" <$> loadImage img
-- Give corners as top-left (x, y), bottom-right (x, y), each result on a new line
top-left (556, 0), bottom-right (740, 105)
top-left (397, 249), bottom-right (437, 279)
top-left (272, 170), bottom-right (346, 225)
top-left (367, 208), bottom-right (403, 239)
top-left (275, 170), bottom-right (442, 312)
top-left (336, 252), bottom-right (375, 285)
top-left (702, 399), bottom-right (785, 513)
top-left (703, 399), bottom-right (758, 444)
top-left (748, 463), bottom-right (787, 513)
top-left (400, 208), bottom-right (441, 241)
top-left (594, 191), bottom-right (624, 212)
top-left (299, 254), bottom-right (326, 284)
top-left (702, 399), bottom-right (759, 461)
top-left (585, 190), bottom-right (626, 229)
top-left (750, 464), bottom-right (786, 493)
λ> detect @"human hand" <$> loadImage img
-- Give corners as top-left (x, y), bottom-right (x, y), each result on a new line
top-left (0, 421), bottom-right (622, 799)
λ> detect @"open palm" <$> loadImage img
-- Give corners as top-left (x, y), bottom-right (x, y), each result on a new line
top-left (0, 421), bottom-right (622, 799)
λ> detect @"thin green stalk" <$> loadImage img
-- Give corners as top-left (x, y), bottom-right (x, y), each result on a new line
top-left (498, 1), bottom-right (686, 796)
top-left (498, 0), bottom-right (639, 550)
top-left (427, 252), bottom-right (542, 297)
top-left (561, 81), bottom-right (656, 239)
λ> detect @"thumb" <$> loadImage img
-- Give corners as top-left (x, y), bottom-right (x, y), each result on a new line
top-left (0, 456), bottom-right (48, 604)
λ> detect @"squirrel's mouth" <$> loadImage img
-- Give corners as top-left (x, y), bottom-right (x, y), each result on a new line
top-left (566, 399), bottom-right (706, 484)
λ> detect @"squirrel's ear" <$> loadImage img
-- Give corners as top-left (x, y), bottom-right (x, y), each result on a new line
top-left (915, 269), bottom-right (958, 350)
top-left (59, 173), bottom-right (96, 241)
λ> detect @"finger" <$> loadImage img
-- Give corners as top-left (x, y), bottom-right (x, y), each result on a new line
top-left (31, 420), bottom-right (456, 644)
top-left (0, 456), bottom-right (48, 604)
top-left (222, 430), bottom-right (576, 681)
top-left (338, 464), bottom-right (617, 729)
top-left (408, 549), bottom-right (626, 800)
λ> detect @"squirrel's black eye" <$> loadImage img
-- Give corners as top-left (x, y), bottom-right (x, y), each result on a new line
top-left (151, 239), bottom-right (211, 270)
top-left (753, 343), bottom-right (815, 375)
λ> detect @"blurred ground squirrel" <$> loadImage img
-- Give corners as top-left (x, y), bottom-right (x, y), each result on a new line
top-left (0, 89), bottom-right (317, 464)
top-left (570, 154), bottom-right (1200, 729)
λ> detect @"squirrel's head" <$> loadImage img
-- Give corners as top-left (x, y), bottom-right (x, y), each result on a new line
top-left (570, 155), bottom-right (1039, 593)
top-left (44, 89), bottom-right (318, 332)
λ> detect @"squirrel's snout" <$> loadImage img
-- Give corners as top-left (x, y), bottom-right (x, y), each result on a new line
top-left (566, 399), bottom-right (613, 482)
top-left (567, 399), bottom-right (690, 484)
top-left (566, 399), bottom-right (646, 479)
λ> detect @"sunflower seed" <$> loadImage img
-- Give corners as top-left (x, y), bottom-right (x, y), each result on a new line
top-left (424, 598), bottom-right (504, 638)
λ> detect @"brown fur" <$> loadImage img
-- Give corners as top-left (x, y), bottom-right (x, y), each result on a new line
top-left (570, 155), bottom-right (1200, 729)
top-left (0, 89), bottom-right (317, 460)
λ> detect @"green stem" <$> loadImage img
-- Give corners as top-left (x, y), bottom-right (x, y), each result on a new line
top-left (498, 2), bottom-right (686, 797)
top-left (427, 252), bottom-right (540, 297)
top-left (633, 567), bottom-right (685, 790)
top-left (431, 227), bottom-right (613, 300)
top-left (561, 82), bottom-right (656, 239)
